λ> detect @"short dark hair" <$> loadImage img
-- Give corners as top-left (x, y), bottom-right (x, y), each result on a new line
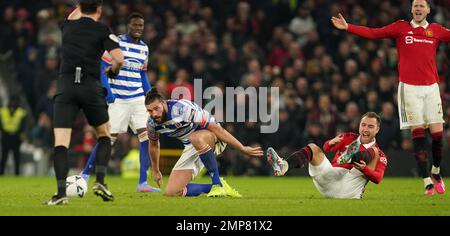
top-left (361, 112), bottom-right (381, 127)
top-left (79, 0), bottom-right (102, 14)
top-left (128, 12), bottom-right (144, 23)
top-left (145, 88), bottom-right (163, 105)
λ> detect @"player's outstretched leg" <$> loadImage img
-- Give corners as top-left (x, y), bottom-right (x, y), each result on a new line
top-left (81, 143), bottom-right (98, 181)
top-left (431, 131), bottom-right (445, 194)
top-left (189, 130), bottom-right (226, 197)
top-left (266, 147), bottom-right (289, 176)
top-left (267, 144), bottom-right (321, 176)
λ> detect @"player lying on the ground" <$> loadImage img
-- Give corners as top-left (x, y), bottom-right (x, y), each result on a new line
top-left (267, 112), bottom-right (388, 199)
top-left (80, 12), bottom-right (160, 193)
top-left (145, 89), bottom-right (263, 197)
top-left (331, 0), bottom-right (448, 195)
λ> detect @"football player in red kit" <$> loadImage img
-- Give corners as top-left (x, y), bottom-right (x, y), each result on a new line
top-left (331, 0), bottom-right (449, 195)
top-left (267, 112), bottom-right (387, 199)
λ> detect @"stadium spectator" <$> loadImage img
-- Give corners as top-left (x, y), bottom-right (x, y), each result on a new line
top-left (267, 112), bottom-right (387, 199)
top-left (0, 95), bottom-right (27, 176)
top-left (307, 94), bottom-right (339, 138)
top-left (377, 102), bottom-right (401, 150)
top-left (332, 0), bottom-right (450, 195)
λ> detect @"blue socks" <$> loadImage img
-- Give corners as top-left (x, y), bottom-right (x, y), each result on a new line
top-left (81, 143), bottom-right (98, 180)
top-left (82, 139), bottom-right (151, 185)
top-left (185, 183), bottom-right (212, 196)
top-left (198, 146), bottom-right (221, 186)
top-left (139, 140), bottom-right (150, 185)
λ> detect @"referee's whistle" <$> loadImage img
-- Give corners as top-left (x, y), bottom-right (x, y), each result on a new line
top-left (75, 67), bottom-right (82, 84)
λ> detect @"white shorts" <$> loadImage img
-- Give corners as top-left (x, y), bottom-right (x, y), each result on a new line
top-left (309, 156), bottom-right (368, 199)
top-left (108, 101), bottom-right (147, 134)
top-left (397, 82), bottom-right (444, 130)
top-left (172, 139), bottom-right (227, 180)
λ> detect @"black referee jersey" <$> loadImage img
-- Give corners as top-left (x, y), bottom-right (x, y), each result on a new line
top-left (54, 17), bottom-right (119, 128)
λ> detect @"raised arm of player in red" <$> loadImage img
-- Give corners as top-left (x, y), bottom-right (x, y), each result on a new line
top-left (347, 21), bottom-right (401, 39)
top-left (323, 133), bottom-right (356, 152)
top-left (437, 24), bottom-right (450, 42)
top-left (323, 140), bottom-right (340, 152)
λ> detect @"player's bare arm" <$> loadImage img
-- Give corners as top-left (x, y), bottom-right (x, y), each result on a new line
top-left (207, 122), bottom-right (263, 157)
top-left (331, 13), bottom-right (348, 30)
top-left (104, 48), bottom-right (124, 78)
top-left (149, 139), bottom-right (162, 187)
top-left (107, 48), bottom-right (124, 75)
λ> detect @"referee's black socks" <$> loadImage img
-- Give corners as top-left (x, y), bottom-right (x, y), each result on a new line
top-left (54, 146), bottom-right (68, 197)
top-left (95, 137), bottom-right (111, 185)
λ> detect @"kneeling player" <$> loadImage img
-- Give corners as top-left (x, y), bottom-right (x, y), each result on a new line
top-left (145, 89), bottom-right (263, 197)
top-left (267, 112), bottom-right (387, 199)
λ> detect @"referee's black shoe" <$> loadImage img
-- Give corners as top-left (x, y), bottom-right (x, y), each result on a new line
top-left (93, 182), bottom-right (114, 201)
top-left (43, 195), bottom-right (69, 205)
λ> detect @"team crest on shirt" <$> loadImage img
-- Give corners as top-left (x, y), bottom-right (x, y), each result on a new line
top-left (425, 29), bottom-right (433, 37)
top-left (407, 114), bottom-right (415, 121)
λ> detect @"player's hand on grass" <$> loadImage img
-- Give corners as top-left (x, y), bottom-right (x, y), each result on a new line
top-left (331, 13), bottom-right (348, 30)
top-left (242, 146), bottom-right (264, 157)
top-left (152, 169), bottom-right (163, 188)
top-left (352, 160), bottom-right (366, 171)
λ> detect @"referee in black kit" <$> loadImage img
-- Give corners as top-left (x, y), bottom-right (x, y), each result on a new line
top-left (44, 0), bottom-right (124, 205)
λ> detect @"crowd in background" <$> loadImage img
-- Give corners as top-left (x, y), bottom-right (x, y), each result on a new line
top-left (0, 0), bottom-right (449, 176)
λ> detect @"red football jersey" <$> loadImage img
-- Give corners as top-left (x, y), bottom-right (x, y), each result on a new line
top-left (323, 133), bottom-right (388, 184)
top-left (347, 20), bottom-right (450, 85)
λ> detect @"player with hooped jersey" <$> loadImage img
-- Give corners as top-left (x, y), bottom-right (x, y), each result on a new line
top-left (81, 13), bottom-right (160, 193)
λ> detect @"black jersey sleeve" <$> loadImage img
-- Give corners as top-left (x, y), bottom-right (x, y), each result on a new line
top-left (59, 19), bottom-right (69, 30)
top-left (101, 25), bottom-right (120, 52)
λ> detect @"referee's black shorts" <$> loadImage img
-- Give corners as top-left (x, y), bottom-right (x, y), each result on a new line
top-left (53, 74), bottom-right (108, 128)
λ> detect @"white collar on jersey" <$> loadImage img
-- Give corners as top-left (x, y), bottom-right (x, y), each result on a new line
top-left (357, 136), bottom-right (377, 149)
top-left (410, 20), bottom-right (429, 29)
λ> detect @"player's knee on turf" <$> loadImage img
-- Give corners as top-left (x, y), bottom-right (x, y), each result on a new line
top-left (164, 187), bottom-right (184, 197)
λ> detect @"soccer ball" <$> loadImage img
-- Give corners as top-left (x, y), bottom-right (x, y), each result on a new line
top-left (66, 175), bottom-right (88, 198)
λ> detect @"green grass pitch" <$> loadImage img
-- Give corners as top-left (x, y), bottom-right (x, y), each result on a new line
top-left (0, 176), bottom-right (449, 216)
